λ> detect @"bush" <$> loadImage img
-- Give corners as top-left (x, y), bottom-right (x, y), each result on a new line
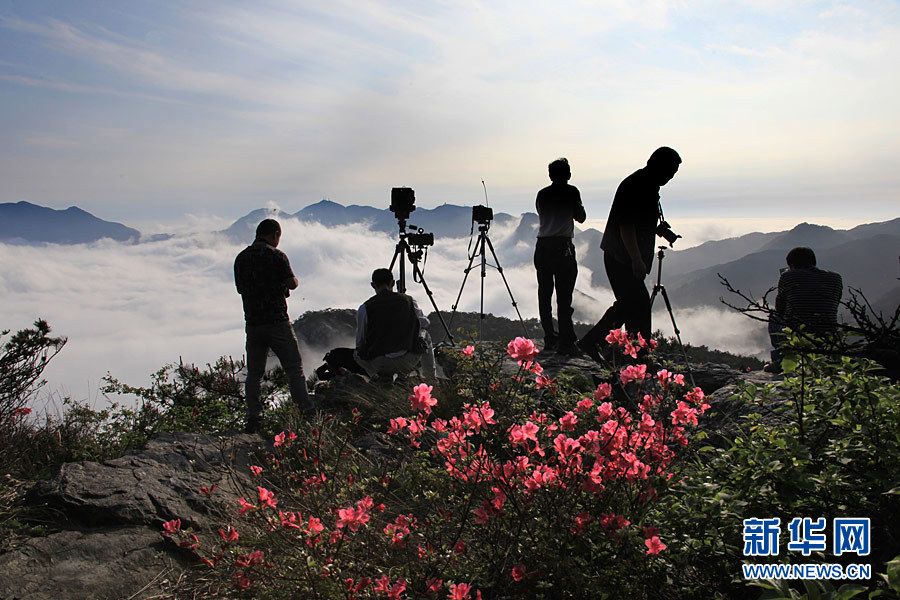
top-left (162, 332), bottom-right (712, 598)
top-left (652, 340), bottom-right (900, 598)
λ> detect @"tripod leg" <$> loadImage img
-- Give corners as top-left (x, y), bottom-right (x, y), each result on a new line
top-left (410, 252), bottom-right (455, 345)
top-left (658, 286), bottom-right (695, 387)
top-left (484, 235), bottom-right (530, 337)
top-left (479, 234), bottom-right (486, 341)
top-left (448, 238), bottom-right (481, 333)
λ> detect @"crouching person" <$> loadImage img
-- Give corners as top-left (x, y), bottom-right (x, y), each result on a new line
top-left (354, 268), bottom-right (433, 381)
top-left (766, 246), bottom-right (842, 373)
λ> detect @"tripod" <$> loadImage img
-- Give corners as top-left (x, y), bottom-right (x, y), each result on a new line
top-left (649, 246), bottom-right (695, 386)
top-left (388, 219), bottom-right (455, 344)
top-left (448, 221), bottom-right (528, 342)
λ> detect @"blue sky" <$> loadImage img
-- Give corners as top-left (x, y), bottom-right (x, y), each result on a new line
top-left (2, 0), bottom-right (899, 225)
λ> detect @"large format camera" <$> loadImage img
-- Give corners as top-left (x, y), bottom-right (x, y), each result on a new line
top-left (656, 220), bottom-right (681, 246)
top-left (472, 204), bottom-right (493, 226)
top-left (390, 187), bottom-right (416, 221)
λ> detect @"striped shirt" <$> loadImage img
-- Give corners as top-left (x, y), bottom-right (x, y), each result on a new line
top-left (774, 267), bottom-right (843, 333)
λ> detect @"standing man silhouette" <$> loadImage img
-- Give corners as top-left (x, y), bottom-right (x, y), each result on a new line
top-left (578, 147), bottom-right (681, 361)
top-left (234, 219), bottom-right (313, 433)
top-left (534, 158), bottom-right (587, 355)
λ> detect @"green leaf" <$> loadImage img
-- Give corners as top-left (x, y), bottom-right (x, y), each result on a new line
top-left (781, 355), bottom-right (799, 374)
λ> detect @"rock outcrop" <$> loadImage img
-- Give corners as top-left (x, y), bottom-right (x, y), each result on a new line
top-left (1, 433), bottom-right (265, 600)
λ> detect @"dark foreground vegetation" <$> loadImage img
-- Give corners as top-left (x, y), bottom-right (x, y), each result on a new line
top-left (1, 315), bottom-right (898, 599)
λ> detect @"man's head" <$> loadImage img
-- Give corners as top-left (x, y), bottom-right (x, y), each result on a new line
top-left (371, 268), bottom-right (395, 292)
top-left (786, 247), bottom-right (817, 269)
top-left (548, 158), bottom-right (571, 183)
top-left (646, 147), bottom-right (681, 186)
top-left (256, 219), bottom-right (282, 247)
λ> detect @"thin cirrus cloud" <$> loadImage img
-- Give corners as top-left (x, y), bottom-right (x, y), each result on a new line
top-left (0, 2), bottom-right (898, 218)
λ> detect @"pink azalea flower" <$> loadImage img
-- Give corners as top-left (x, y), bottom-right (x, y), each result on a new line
top-left (218, 526), bottom-right (239, 543)
top-left (449, 582), bottom-right (472, 600)
top-left (619, 364), bottom-right (647, 385)
top-left (575, 398), bottom-right (594, 413)
top-left (427, 578), bottom-right (443, 592)
top-left (645, 535), bottom-right (667, 554)
top-left (249, 465), bottom-right (263, 476)
top-left (273, 431), bottom-right (286, 447)
top-left (462, 345), bottom-right (475, 357)
top-left (559, 411), bottom-right (578, 431)
top-left (233, 572), bottom-right (251, 590)
top-left (605, 328), bottom-right (628, 346)
top-left (257, 486), bottom-right (278, 509)
top-left (593, 382), bottom-right (612, 401)
top-left (237, 497), bottom-right (256, 515)
top-left (409, 383), bottom-right (437, 414)
top-left (506, 337), bottom-right (539, 362)
top-left (306, 516), bottom-right (325, 535)
top-left (162, 518), bottom-right (181, 534)
top-left (510, 564), bottom-right (527, 582)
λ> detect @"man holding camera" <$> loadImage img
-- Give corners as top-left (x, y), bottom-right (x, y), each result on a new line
top-left (234, 219), bottom-right (313, 433)
top-left (534, 157), bottom-right (587, 355)
top-left (578, 147), bottom-right (682, 360)
top-left (354, 268), bottom-right (432, 380)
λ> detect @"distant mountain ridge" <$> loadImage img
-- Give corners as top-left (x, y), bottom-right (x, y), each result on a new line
top-left (222, 199), bottom-right (518, 242)
top-left (0, 201), bottom-right (140, 244)
top-left (5, 199), bottom-right (897, 315)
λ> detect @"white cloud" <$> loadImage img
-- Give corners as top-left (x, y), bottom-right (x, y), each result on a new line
top-left (1, 216), bottom-right (775, 408)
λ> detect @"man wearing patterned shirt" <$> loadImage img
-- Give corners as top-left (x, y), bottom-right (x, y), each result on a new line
top-left (234, 219), bottom-right (313, 432)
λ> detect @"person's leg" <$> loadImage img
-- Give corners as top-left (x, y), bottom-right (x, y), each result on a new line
top-left (268, 321), bottom-right (313, 412)
top-left (244, 325), bottom-right (269, 432)
top-left (420, 332), bottom-right (437, 381)
top-left (621, 275), bottom-right (651, 342)
top-left (580, 253), bottom-right (629, 347)
top-left (555, 243), bottom-right (578, 350)
top-left (534, 241), bottom-right (557, 348)
top-left (353, 350), bottom-right (379, 378)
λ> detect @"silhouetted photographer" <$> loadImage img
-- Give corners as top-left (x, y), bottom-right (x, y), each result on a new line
top-left (353, 268), bottom-right (435, 381)
top-left (765, 246), bottom-right (843, 373)
top-left (579, 147), bottom-right (682, 360)
top-left (534, 157), bottom-right (587, 355)
top-left (234, 219), bottom-right (314, 433)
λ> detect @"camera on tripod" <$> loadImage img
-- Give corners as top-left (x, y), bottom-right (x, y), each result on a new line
top-left (656, 220), bottom-right (681, 246)
top-left (390, 187), bottom-right (416, 221)
top-left (472, 204), bottom-right (493, 226)
top-left (406, 227), bottom-right (434, 248)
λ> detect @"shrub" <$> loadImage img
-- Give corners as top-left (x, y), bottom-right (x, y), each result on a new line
top-left (653, 339), bottom-right (900, 598)
top-left (164, 331), bottom-right (711, 598)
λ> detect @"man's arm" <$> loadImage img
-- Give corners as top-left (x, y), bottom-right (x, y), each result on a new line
top-left (355, 304), bottom-right (367, 351)
top-left (411, 298), bottom-right (430, 329)
top-left (573, 189), bottom-right (586, 224)
top-left (619, 223), bottom-right (647, 279)
top-left (278, 251), bottom-right (299, 291)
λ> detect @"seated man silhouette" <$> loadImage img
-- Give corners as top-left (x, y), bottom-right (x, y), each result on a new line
top-left (766, 246), bottom-right (843, 372)
top-left (353, 268), bottom-right (432, 380)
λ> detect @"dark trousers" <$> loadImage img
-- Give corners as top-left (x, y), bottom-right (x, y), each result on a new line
top-left (245, 320), bottom-right (312, 417)
top-left (582, 252), bottom-right (651, 345)
top-left (534, 237), bottom-right (578, 346)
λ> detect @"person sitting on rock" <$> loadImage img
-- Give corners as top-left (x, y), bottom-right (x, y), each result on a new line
top-left (766, 246), bottom-right (843, 372)
top-left (353, 268), bottom-right (433, 381)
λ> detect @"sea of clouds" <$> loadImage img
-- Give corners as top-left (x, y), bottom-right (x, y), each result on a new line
top-left (1, 219), bottom-right (768, 410)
